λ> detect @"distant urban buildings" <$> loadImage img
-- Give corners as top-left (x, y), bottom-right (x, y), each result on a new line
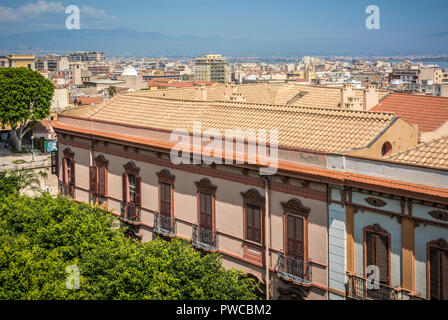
top-left (194, 54), bottom-right (229, 84)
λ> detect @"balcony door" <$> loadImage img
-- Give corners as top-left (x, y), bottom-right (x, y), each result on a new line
top-left (286, 215), bottom-right (305, 278)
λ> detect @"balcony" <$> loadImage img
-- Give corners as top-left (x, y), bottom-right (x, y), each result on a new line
top-left (120, 202), bottom-right (141, 225)
top-left (277, 252), bottom-right (312, 285)
top-left (154, 212), bottom-right (176, 237)
top-left (58, 181), bottom-right (74, 197)
top-left (192, 225), bottom-right (218, 251)
top-left (346, 273), bottom-right (400, 300)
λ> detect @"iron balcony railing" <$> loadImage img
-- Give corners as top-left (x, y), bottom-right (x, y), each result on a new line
top-left (154, 212), bottom-right (176, 237)
top-left (277, 252), bottom-right (312, 285)
top-left (120, 202), bottom-right (141, 224)
top-left (192, 225), bottom-right (218, 251)
top-left (346, 273), bottom-right (400, 300)
top-left (58, 181), bottom-right (74, 197)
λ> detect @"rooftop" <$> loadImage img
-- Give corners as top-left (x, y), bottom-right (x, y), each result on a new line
top-left (73, 92), bottom-right (397, 153)
top-left (371, 93), bottom-right (448, 132)
top-left (385, 136), bottom-right (448, 170)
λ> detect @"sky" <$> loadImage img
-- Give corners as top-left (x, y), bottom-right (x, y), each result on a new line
top-left (0, 0), bottom-right (447, 40)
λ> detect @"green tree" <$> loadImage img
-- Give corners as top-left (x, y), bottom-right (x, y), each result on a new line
top-left (107, 86), bottom-right (117, 98)
top-left (0, 172), bottom-right (21, 198)
top-left (0, 68), bottom-right (54, 152)
top-left (0, 194), bottom-right (259, 300)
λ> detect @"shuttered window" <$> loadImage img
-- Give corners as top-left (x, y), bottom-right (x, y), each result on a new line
top-left (98, 166), bottom-right (106, 196)
top-left (122, 173), bottom-right (141, 206)
top-left (160, 182), bottom-right (171, 217)
top-left (366, 232), bottom-right (389, 284)
top-left (200, 192), bottom-right (212, 228)
top-left (64, 158), bottom-right (75, 186)
top-left (287, 215), bottom-right (304, 259)
top-left (89, 166), bottom-right (97, 194)
top-left (246, 203), bottom-right (261, 243)
top-left (430, 247), bottom-right (448, 300)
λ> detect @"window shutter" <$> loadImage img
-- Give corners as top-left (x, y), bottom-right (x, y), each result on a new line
top-left (70, 161), bottom-right (75, 186)
top-left (62, 158), bottom-right (67, 184)
top-left (366, 232), bottom-right (374, 269)
top-left (442, 251), bottom-right (448, 300)
top-left (135, 176), bottom-right (141, 206)
top-left (89, 166), bottom-right (98, 194)
top-left (375, 234), bottom-right (389, 283)
top-left (51, 151), bottom-right (58, 176)
top-left (122, 173), bottom-right (127, 202)
top-left (295, 217), bottom-right (304, 258)
top-left (430, 247), bottom-right (441, 300)
top-left (254, 206), bottom-right (260, 243)
top-left (98, 167), bottom-right (106, 196)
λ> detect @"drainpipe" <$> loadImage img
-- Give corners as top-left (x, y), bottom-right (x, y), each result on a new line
top-left (262, 176), bottom-right (271, 300)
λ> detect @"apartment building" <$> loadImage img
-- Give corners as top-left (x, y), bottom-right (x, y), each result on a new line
top-left (50, 85), bottom-right (448, 300)
top-left (7, 54), bottom-right (36, 70)
top-left (194, 54), bottom-right (229, 84)
top-left (36, 55), bottom-right (69, 72)
top-left (67, 51), bottom-right (106, 63)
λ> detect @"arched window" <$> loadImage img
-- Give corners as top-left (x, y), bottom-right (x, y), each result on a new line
top-left (427, 239), bottom-right (448, 300)
top-left (381, 141), bottom-right (392, 157)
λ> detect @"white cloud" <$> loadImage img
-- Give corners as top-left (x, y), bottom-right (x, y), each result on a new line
top-left (0, 1), bottom-right (113, 23)
top-left (81, 5), bottom-right (114, 19)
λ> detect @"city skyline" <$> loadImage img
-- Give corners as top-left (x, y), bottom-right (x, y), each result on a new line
top-left (0, 0), bottom-right (448, 56)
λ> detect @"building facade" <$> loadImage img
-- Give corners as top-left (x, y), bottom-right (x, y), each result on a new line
top-left (194, 54), bottom-right (229, 84)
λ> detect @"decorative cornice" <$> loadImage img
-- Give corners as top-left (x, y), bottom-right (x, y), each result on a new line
top-left (157, 168), bottom-right (175, 184)
top-left (364, 197), bottom-right (387, 208)
top-left (428, 238), bottom-right (448, 250)
top-left (281, 198), bottom-right (311, 217)
top-left (241, 188), bottom-right (265, 206)
top-left (195, 178), bottom-right (217, 195)
top-left (428, 210), bottom-right (448, 222)
top-left (123, 161), bottom-right (140, 174)
top-left (364, 223), bottom-right (390, 236)
top-left (63, 147), bottom-right (74, 159)
top-left (95, 154), bottom-right (109, 167)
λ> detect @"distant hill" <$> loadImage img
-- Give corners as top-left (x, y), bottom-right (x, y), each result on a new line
top-left (0, 28), bottom-right (447, 57)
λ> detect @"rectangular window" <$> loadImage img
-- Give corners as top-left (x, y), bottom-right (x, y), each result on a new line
top-left (160, 182), bottom-right (171, 217)
top-left (287, 215), bottom-right (304, 259)
top-left (128, 174), bottom-right (136, 203)
top-left (246, 203), bottom-right (261, 243)
top-left (200, 192), bottom-right (212, 228)
top-left (366, 232), bottom-right (389, 284)
top-left (98, 166), bottom-right (106, 196)
top-left (430, 247), bottom-right (448, 300)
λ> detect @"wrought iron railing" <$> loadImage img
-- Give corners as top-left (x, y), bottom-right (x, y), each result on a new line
top-left (154, 212), bottom-right (176, 237)
top-left (192, 225), bottom-right (218, 251)
top-left (120, 202), bottom-right (141, 223)
top-left (277, 252), bottom-right (312, 285)
top-left (346, 273), bottom-right (400, 300)
top-left (58, 181), bottom-right (74, 197)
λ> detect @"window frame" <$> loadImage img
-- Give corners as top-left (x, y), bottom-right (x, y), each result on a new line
top-left (62, 147), bottom-right (75, 187)
top-left (281, 198), bottom-right (310, 263)
top-left (241, 189), bottom-right (265, 246)
top-left (363, 224), bottom-right (392, 286)
top-left (427, 238), bottom-right (448, 300)
top-left (157, 169), bottom-right (175, 220)
top-left (195, 178), bottom-right (217, 232)
top-left (122, 161), bottom-right (141, 206)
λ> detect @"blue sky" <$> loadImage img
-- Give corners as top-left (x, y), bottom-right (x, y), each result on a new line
top-left (0, 0), bottom-right (447, 40)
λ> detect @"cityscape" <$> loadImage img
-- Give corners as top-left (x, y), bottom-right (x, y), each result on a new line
top-left (0, 0), bottom-right (447, 310)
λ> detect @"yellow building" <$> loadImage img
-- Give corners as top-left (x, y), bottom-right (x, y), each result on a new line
top-left (194, 54), bottom-right (229, 84)
top-left (8, 54), bottom-right (36, 70)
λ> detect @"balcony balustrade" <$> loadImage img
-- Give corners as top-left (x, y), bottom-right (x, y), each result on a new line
top-left (192, 225), bottom-right (218, 251)
top-left (120, 202), bottom-right (141, 224)
top-left (154, 212), bottom-right (176, 237)
top-left (277, 252), bottom-right (312, 285)
top-left (346, 273), bottom-right (400, 300)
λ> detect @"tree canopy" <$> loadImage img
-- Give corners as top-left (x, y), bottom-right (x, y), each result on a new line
top-left (0, 193), bottom-right (259, 300)
top-left (0, 67), bottom-right (54, 151)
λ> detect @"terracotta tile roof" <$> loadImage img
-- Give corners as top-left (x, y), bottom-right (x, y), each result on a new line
top-left (135, 83), bottom-right (388, 109)
top-left (76, 93), bottom-right (397, 153)
top-left (371, 93), bottom-right (448, 132)
top-left (52, 119), bottom-right (448, 202)
top-left (74, 96), bottom-right (103, 106)
top-left (385, 136), bottom-right (448, 170)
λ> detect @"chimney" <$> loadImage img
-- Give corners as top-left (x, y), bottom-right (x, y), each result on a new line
top-left (363, 85), bottom-right (379, 110)
top-left (195, 85), bottom-right (207, 101)
top-left (340, 84), bottom-right (355, 108)
top-left (229, 93), bottom-right (246, 102)
top-left (224, 83), bottom-right (237, 99)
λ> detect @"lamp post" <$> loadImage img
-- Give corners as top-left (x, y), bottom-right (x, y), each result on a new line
top-left (31, 135), bottom-right (35, 161)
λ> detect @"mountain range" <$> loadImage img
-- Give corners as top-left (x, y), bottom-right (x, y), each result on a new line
top-left (0, 28), bottom-right (447, 57)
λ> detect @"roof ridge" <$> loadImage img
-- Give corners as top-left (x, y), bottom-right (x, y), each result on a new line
top-left (386, 135), bottom-right (448, 159)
